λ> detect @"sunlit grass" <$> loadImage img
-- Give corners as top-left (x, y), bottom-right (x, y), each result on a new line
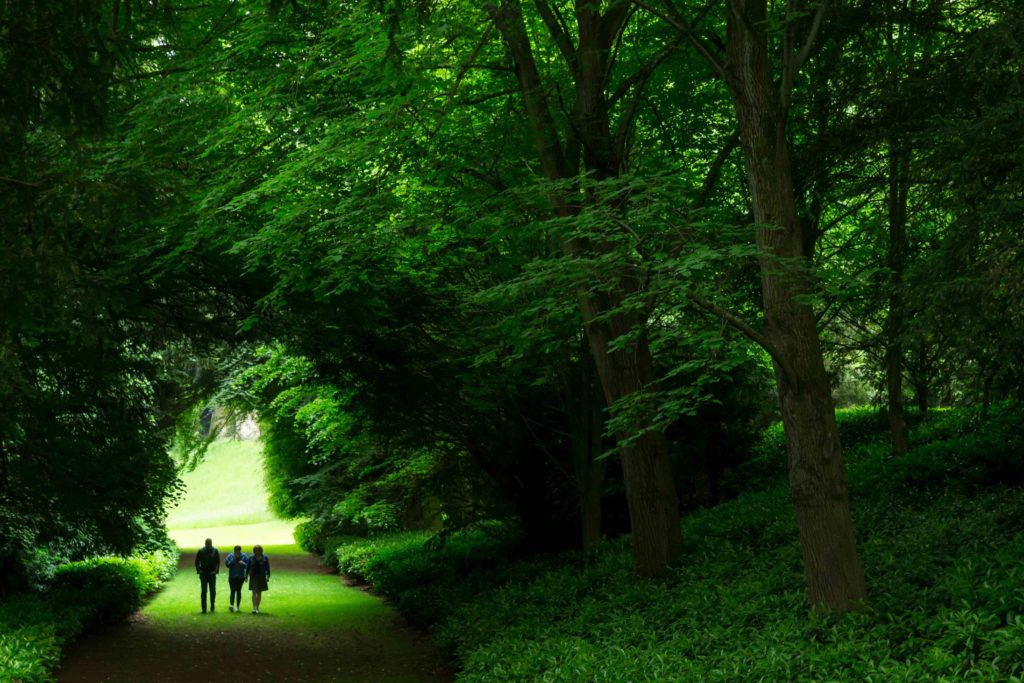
top-left (166, 439), bottom-right (277, 529)
top-left (144, 544), bottom-right (388, 631)
top-left (166, 439), bottom-right (302, 549)
top-left (168, 520), bottom-right (299, 550)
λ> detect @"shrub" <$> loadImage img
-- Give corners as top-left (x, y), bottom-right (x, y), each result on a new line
top-left (0, 547), bottom-right (178, 683)
top-left (54, 560), bottom-right (144, 624)
top-left (334, 404), bottom-right (1024, 682)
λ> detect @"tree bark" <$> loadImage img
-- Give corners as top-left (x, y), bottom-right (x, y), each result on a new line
top-left (916, 384), bottom-right (929, 414)
top-left (569, 346), bottom-right (608, 550)
top-left (885, 140), bottom-right (910, 455)
top-left (488, 0), bottom-right (681, 576)
top-left (724, 0), bottom-right (866, 609)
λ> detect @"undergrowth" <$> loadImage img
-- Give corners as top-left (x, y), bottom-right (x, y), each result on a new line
top-left (0, 549), bottom-right (178, 683)
top-left (334, 403), bottom-right (1024, 681)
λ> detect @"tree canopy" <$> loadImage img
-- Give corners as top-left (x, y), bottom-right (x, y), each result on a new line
top-left (1, 0), bottom-right (1022, 608)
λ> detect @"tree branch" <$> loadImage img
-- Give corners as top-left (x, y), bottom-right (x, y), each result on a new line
top-left (612, 36), bottom-right (684, 166)
top-left (456, 87), bottom-right (519, 107)
top-left (608, 34), bottom-right (682, 106)
top-left (781, 0), bottom-right (829, 104)
top-left (535, 0), bottom-right (578, 72)
top-left (692, 129), bottom-right (739, 210)
top-left (631, 0), bottom-right (733, 86)
top-left (686, 292), bottom-right (799, 386)
top-left (486, 0), bottom-right (571, 180)
top-left (0, 175), bottom-right (41, 188)
top-left (430, 19), bottom-right (497, 138)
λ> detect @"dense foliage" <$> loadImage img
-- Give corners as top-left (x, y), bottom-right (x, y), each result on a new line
top-left (332, 407), bottom-right (1024, 681)
top-left (0, 0), bottom-right (249, 592)
top-left (2, 0), bottom-right (1024, 662)
top-left (0, 548), bottom-right (178, 683)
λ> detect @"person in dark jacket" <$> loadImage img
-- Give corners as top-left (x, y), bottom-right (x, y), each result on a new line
top-left (195, 538), bottom-right (220, 613)
top-left (246, 544), bottom-right (270, 614)
top-left (225, 545), bottom-right (248, 612)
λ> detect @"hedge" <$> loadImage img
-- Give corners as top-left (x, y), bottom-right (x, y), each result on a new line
top-left (0, 549), bottom-right (178, 683)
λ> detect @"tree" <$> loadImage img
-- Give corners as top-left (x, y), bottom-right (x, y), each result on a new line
top-left (483, 0), bottom-right (682, 576)
top-left (641, 0), bottom-right (867, 608)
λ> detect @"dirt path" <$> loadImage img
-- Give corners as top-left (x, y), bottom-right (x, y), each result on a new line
top-left (57, 551), bottom-right (454, 683)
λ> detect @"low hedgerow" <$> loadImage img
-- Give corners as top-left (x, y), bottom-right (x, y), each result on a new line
top-left (337, 404), bottom-right (1024, 682)
top-left (0, 548), bottom-right (178, 683)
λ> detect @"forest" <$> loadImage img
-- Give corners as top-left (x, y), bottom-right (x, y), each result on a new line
top-left (1, 0), bottom-right (1023, 680)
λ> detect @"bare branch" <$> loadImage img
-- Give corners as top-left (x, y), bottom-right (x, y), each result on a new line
top-left (0, 175), bottom-right (42, 188)
top-left (781, 0), bottom-right (830, 103)
top-left (794, 0), bottom-right (829, 73)
top-left (456, 87), bottom-right (519, 107)
top-left (611, 35), bottom-right (684, 165)
top-left (608, 34), bottom-right (682, 106)
top-left (430, 20), bottom-right (497, 138)
top-left (692, 129), bottom-right (739, 210)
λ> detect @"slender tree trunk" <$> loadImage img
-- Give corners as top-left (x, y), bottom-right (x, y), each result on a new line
top-left (488, 0), bottom-right (680, 576)
top-left (582, 306), bottom-right (680, 572)
top-left (725, 0), bottom-right (866, 609)
top-left (909, 338), bottom-right (930, 414)
top-left (570, 347), bottom-right (608, 550)
top-left (886, 141), bottom-right (911, 455)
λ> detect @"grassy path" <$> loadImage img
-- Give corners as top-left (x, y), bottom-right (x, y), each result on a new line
top-left (58, 546), bottom-right (452, 682)
top-left (57, 441), bottom-right (452, 682)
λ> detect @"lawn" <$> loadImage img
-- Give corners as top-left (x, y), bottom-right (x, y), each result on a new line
top-left (165, 439), bottom-right (299, 549)
top-left (144, 544), bottom-right (390, 632)
top-left (55, 440), bottom-right (452, 682)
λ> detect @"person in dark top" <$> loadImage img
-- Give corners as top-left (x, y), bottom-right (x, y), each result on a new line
top-left (225, 545), bottom-right (248, 612)
top-left (246, 544), bottom-right (271, 614)
top-left (194, 538), bottom-right (220, 614)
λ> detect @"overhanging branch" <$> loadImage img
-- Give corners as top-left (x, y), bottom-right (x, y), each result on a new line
top-left (686, 292), bottom-right (799, 387)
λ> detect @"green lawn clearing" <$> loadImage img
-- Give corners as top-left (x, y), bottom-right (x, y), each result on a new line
top-left (56, 439), bottom-right (451, 682)
top-left (166, 439), bottom-right (300, 549)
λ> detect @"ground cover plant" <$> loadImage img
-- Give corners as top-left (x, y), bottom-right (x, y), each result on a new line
top-left (0, 549), bottom-right (178, 683)
top-left (334, 406), bottom-right (1024, 681)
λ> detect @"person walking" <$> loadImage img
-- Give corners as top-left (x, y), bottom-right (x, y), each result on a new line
top-left (225, 545), bottom-right (248, 612)
top-left (194, 538), bottom-right (220, 614)
top-left (247, 544), bottom-right (270, 614)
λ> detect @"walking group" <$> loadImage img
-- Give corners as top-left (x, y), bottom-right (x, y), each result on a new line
top-left (194, 538), bottom-right (271, 614)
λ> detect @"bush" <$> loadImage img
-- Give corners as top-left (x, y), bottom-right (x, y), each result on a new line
top-left (335, 404), bottom-right (1024, 682)
top-left (54, 560), bottom-right (144, 624)
top-left (0, 548), bottom-right (178, 683)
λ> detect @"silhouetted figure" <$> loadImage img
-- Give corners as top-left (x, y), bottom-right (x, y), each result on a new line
top-left (225, 544), bottom-right (248, 612)
top-left (195, 538), bottom-right (220, 613)
top-left (247, 544), bottom-right (270, 614)
top-left (199, 407), bottom-right (213, 436)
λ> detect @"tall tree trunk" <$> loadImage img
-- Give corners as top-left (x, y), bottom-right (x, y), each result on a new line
top-left (886, 140), bottom-right (910, 455)
top-left (570, 345), bottom-right (608, 550)
top-left (488, 0), bottom-right (681, 576)
top-left (725, 0), bottom-right (866, 609)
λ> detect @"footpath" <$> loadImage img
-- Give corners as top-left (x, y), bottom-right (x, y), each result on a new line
top-left (57, 547), bottom-right (453, 683)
